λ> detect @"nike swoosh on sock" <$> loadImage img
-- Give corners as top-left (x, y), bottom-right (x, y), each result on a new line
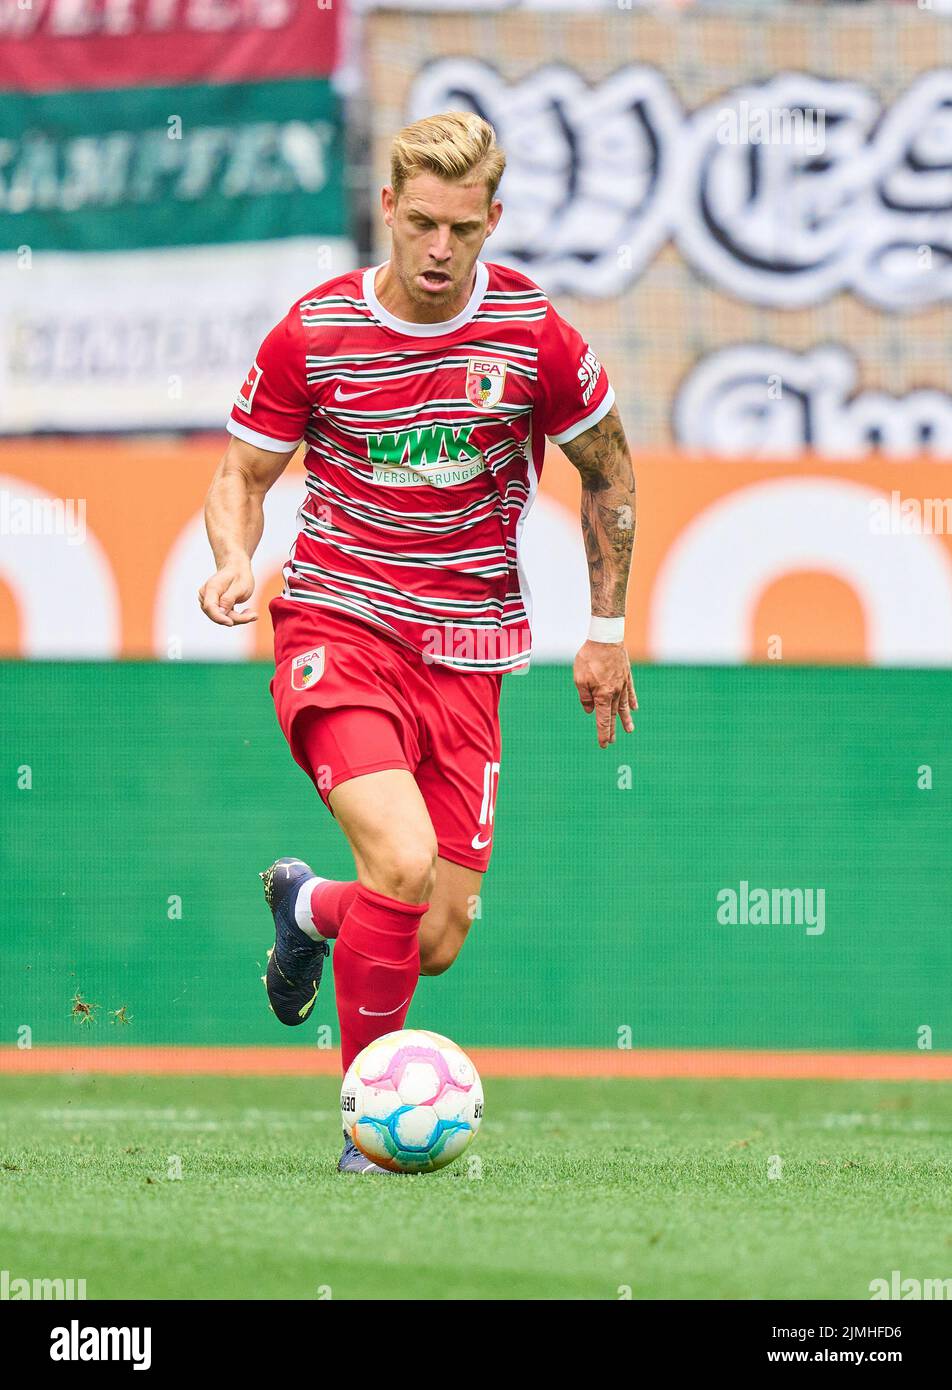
top-left (358, 998), bottom-right (409, 1017)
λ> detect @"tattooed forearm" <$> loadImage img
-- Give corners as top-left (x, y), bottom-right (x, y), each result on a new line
top-left (560, 405), bottom-right (636, 618)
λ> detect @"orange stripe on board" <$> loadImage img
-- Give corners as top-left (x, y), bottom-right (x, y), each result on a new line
top-left (1, 1046), bottom-right (951, 1081)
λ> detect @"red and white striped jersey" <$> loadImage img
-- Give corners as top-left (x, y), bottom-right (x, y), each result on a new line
top-left (227, 260), bottom-right (614, 674)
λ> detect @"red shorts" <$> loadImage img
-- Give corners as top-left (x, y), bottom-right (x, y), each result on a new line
top-left (270, 597), bottom-right (503, 872)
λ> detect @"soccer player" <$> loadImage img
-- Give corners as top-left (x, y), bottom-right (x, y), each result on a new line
top-left (199, 112), bottom-right (637, 1172)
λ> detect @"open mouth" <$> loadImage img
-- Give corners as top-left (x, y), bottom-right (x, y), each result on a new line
top-left (418, 270), bottom-right (452, 291)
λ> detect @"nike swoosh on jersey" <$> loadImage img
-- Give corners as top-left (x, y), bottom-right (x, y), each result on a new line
top-left (334, 385), bottom-right (379, 402)
top-left (471, 832), bottom-right (492, 850)
top-left (358, 998), bottom-right (409, 1017)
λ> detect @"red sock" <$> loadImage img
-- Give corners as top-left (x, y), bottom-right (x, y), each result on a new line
top-left (333, 883), bottom-right (428, 1072)
top-left (309, 879), bottom-right (358, 940)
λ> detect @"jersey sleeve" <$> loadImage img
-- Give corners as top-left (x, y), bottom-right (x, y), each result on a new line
top-left (533, 302), bottom-right (615, 443)
top-left (226, 306), bottom-right (311, 452)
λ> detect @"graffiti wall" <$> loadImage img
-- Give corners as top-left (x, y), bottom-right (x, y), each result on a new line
top-left (367, 8), bottom-right (952, 453)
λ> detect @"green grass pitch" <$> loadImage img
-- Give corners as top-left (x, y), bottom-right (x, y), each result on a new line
top-left (2, 1074), bottom-right (951, 1300)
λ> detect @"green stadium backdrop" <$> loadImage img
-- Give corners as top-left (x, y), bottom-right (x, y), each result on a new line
top-left (3, 661), bottom-right (949, 1052)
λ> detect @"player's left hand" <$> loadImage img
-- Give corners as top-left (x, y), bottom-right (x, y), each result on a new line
top-left (198, 556), bottom-right (258, 627)
top-left (573, 640), bottom-right (637, 748)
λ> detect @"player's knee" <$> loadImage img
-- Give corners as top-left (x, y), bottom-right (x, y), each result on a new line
top-left (419, 901), bottom-right (471, 976)
top-left (419, 925), bottom-right (465, 977)
top-left (374, 839), bottom-right (438, 904)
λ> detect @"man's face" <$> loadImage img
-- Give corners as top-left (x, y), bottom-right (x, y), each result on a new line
top-left (382, 172), bottom-right (502, 309)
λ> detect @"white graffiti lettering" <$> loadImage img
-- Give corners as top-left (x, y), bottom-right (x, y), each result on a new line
top-left (674, 345), bottom-right (952, 457)
top-left (408, 63), bottom-right (952, 311)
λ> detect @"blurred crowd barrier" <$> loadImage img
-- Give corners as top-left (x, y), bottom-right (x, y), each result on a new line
top-left (2, 2), bottom-right (952, 666)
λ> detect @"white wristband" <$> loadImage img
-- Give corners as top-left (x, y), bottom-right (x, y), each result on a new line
top-left (588, 615), bottom-right (625, 644)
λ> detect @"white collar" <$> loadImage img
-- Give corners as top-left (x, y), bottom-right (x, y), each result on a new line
top-left (362, 260), bottom-right (489, 337)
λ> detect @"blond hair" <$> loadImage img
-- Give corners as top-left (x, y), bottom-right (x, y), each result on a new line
top-left (390, 111), bottom-right (506, 202)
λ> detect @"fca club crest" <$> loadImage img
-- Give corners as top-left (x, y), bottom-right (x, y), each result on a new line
top-left (291, 646), bottom-right (325, 690)
top-left (465, 357), bottom-right (507, 409)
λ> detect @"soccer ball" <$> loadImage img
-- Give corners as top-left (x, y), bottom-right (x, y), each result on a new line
top-left (341, 1029), bottom-right (484, 1173)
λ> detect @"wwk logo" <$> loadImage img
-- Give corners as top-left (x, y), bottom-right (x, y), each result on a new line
top-left (367, 425), bottom-right (479, 471)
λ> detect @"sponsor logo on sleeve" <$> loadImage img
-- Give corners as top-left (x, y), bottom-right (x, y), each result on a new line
top-left (235, 360), bottom-right (263, 414)
top-left (578, 349), bottom-right (602, 405)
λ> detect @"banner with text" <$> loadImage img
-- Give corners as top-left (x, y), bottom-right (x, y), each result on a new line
top-left (0, 0), bottom-right (340, 90)
top-left (0, 18), bottom-right (352, 433)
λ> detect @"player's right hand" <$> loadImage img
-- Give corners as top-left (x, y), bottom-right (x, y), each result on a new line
top-left (198, 557), bottom-right (258, 626)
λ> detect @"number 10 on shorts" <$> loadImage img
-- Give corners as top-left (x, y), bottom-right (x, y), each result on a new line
top-left (472, 761), bottom-right (500, 850)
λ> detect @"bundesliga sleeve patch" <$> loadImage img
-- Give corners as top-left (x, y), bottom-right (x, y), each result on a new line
top-left (235, 360), bottom-right (264, 414)
top-left (291, 646), bottom-right (325, 690)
